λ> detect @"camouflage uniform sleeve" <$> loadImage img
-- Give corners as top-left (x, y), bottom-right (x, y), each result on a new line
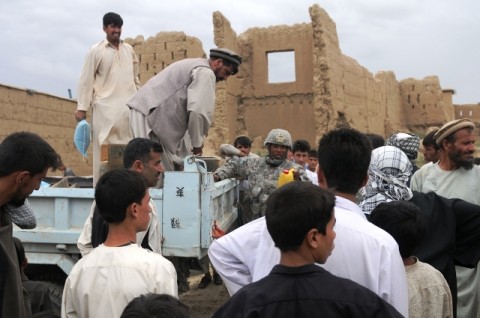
top-left (214, 157), bottom-right (248, 180)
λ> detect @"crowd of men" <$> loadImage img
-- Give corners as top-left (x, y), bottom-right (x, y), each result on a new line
top-left (1, 10), bottom-right (480, 318)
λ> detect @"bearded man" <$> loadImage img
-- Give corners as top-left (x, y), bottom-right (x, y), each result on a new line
top-left (410, 118), bottom-right (480, 318)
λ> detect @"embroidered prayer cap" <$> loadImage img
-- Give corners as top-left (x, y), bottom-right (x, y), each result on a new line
top-left (385, 132), bottom-right (420, 161)
top-left (434, 118), bottom-right (475, 145)
top-left (210, 48), bottom-right (242, 74)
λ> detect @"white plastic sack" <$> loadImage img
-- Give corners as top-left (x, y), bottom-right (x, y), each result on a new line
top-left (74, 119), bottom-right (91, 157)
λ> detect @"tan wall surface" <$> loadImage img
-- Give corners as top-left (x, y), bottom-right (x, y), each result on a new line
top-left (0, 84), bottom-right (92, 176)
top-left (1, 5), bottom-right (469, 170)
top-left (206, 11), bottom-right (243, 153)
top-left (235, 22), bottom-right (316, 146)
top-left (125, 31), bottom-right (206, 86)
top-left (399, 76), bottom-right (454, 130)
top-left (454, 104), bottom-right (480, 123)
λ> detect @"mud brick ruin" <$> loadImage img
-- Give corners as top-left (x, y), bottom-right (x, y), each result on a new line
top-left (0, 4), bottom-right (477, 175)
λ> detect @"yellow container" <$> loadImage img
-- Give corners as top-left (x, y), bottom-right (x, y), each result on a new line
top-left (277, 168), bottom-right (295, 188)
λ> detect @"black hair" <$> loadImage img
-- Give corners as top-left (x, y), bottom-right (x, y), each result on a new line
top-left (308, 150), bottom-right (318, 158)
top-left (123, 138), bottom-right (163, 169)
top-left (370, 201), bottom-right (427, 259)
top-left (103, 12), bottom-right (123, 27)
top-left (95, 169), bottom-right (148, 224)
top-left (121, 294), bottom-right (190, 318)
top-left (365, 133), bottom-right (385, 149)
top-left (265, 182), bottom-right (335, 252)
top-left (233, 136), bottom-right (252, 148)
top-left (317, 128), bottom-right (372, 194)
top-left (292, 139), bottom-right (311, 153)
top-left (422, 130), bottom-right (440, 149)
top-left (0, 131), bottom-right (60, 177)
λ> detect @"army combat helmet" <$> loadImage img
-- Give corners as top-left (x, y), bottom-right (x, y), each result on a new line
top-left (264, 129), bottom-right (293, 148)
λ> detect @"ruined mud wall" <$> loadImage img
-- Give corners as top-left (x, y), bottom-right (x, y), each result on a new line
top-left (454, 104), bottom-right (480, 124)
top-left (223, 4), bottom-right (455, 146)
top-left (399, 76), bottom-right (455, 130)
top-left (235, 23), bottom-right (316, 147)
top-left (125, 31), bottom-right (205, 86)
top-left (310, 5), bottom-right (405, 138)
top-left (208, 12), bottom-right (243, 152)
top-left (0, 84), bottom-right (92, 176)
top-left (1, 6), bottom-right (462, 173)
top-left (309, 4), bottom-right (454, 137)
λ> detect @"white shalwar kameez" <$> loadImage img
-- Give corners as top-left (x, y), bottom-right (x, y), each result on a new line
top-left (62, 244), bottom-right (177, 318)
top-left (77, 39), bottom-right (139, 184)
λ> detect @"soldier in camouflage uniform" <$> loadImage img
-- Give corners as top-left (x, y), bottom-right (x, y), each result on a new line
top-left (213, 129), bottom-right (310, 220)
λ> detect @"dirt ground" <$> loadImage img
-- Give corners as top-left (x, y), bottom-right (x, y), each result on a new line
top-left (179, 271), bottom-right (230, 318)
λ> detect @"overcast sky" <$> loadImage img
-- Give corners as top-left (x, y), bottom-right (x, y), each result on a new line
top-left (0, 0), bottom-right (478, 104)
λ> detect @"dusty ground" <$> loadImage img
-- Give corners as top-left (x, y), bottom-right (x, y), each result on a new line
top-left (179, 271), bottom-right (230, 318)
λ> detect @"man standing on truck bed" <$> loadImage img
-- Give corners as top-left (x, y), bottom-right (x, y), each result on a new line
top-left (127, 47), bottom-right (242, 171)
top-left (75, 12), bottom-right (140, 185)
top-left (0, 131), bottom-right (60, 318)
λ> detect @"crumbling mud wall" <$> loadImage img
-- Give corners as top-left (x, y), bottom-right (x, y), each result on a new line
top-left (124, 31), bottom-right (205, 85)
top-left (399, 77), bottom-right (455, 130)
top-left (210, 4), bottom-right (456, 147)
top-left (307, 4), bottom-right (453, 137)
top-left (1, 5), bottom-right (463, 174)
top-left (0, 84), bottom-right (92, 176)
top-left (235, 23), bottom-right (316, 147)
top-left (454, 104), bottom-right (480, 124)
top-left (207, 12), bottom-right (243, 152)
top-left (310, 5), bottom-right (410, 137)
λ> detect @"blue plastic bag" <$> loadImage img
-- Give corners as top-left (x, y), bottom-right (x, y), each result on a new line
top-left (74, 119), bottom-right (91, 157)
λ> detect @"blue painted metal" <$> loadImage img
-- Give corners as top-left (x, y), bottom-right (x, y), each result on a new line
top-left (13, 156), bottom-right (238, 274)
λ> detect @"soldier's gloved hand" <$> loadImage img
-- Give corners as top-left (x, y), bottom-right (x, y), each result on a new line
top-left (293, 170), bottom-right (301, 181)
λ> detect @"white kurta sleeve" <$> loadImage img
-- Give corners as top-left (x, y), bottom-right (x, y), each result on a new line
top-left (76, 46), bottom-right (100, 112)
top-left (154, 259), bottom-right (178, 297)
top-left (208, 218), bottom-right (268, 295)
top-left (61, 277), bottom-right (78, 318)
top-left (77, 202), bottom-right (96, 257)
top-left (378, 245), bottom-right (410, 318)
top-left (132, 50), bottom-right (140, 89)
top-left (186, 67), bottom-right (216, 148)
top-left (410, 168), bottom-right (422, 192)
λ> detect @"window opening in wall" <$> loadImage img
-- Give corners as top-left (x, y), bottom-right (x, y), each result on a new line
top-left (267, 51), bottom-right (296, 83)
top-left (469, 110), bottom-right (473, 117)
top-left (460, 110), bottom-right (463, 116)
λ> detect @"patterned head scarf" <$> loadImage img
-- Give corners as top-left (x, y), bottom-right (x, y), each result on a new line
top-left (359, 146), bottom-right (413, 214)
top-left (385, 132), bottom-right (420, 162)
